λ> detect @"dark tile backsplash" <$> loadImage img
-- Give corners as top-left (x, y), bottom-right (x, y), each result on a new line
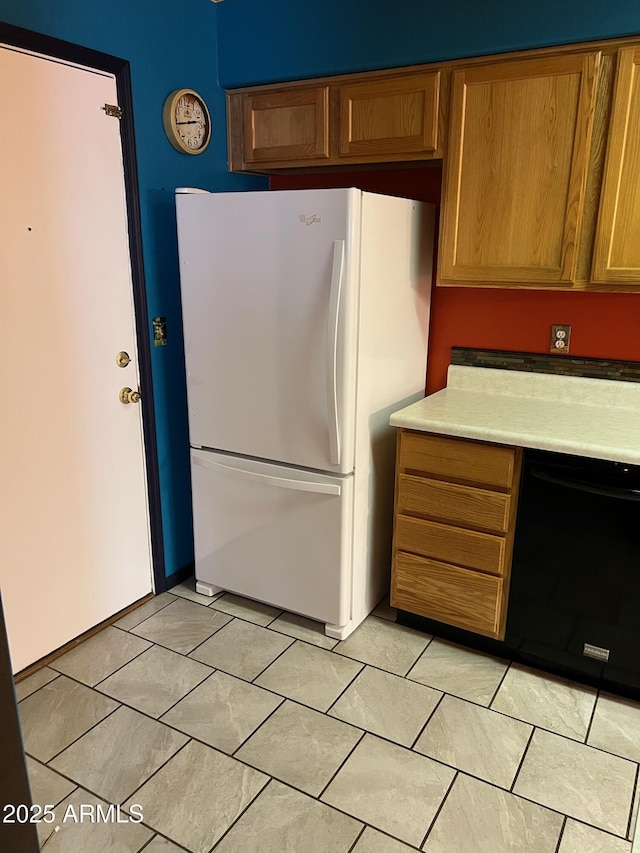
top-left (451, 348), bottom-right (640, 383)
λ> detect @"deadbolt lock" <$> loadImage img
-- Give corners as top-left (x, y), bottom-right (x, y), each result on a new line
top-left (116, 351), bottom-right (131, 368)
top-left (119, 387), bottom-right (141, 405)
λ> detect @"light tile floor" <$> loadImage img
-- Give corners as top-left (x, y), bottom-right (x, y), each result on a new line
top-left (15, 579), bottom-right (640, 852)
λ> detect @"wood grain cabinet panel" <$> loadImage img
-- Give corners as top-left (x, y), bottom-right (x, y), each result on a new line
top-left (392, 552), bottom-right (503, 638)
top-left (240, 86), bottom-right (329, 164)
top-left (338, 72), bottom-right (440, 159)
top-left (439, 52), bottom-right (601, 286)
top-left (399, 431), bottom-right (517, 490)
top-left (592, 47), bottom-right (640, 283)
top-left (395, 515), bottom-right (506, 575)
top-left (397, 474), bottom-right (511, 533)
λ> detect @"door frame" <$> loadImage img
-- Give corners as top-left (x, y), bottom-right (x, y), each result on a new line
top-left (0, 22), bottom-right (166, 593)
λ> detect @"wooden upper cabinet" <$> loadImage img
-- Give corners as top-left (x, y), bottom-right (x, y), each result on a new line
top-left (439, 52), bottom-right (601, 286)
top-left (592, 47), bottom-right (640, 283)
top-left (239, 85), bottom-right (330, 165)
top-left (338, 72), bottom-right (440, 159)
top-left (227, 69), bottom-right (444, 171)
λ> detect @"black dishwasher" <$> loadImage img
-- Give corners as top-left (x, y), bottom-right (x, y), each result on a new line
top-left (507, 448), bottom-right (640, 696)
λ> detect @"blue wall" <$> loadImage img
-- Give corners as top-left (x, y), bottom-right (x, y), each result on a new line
top-left (217, 0), bottom-right (640, 87)
top-left (1, 0), bottom-right (267, 579)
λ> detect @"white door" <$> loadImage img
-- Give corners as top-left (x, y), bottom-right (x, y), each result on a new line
top-left (176, 188), bottom-right (360, 475)
top-left (190, 449), bottom-right (352, 626)
top-left (0, 46), bottom-right (153, 672)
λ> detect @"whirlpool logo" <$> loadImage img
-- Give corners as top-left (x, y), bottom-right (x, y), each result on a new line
top-left (299, 214), bottom-right (322, 226)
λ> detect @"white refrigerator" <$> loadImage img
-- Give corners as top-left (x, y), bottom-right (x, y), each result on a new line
top-left (176, 188), bottom-right (434, 639)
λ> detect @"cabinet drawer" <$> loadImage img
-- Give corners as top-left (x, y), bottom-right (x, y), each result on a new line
top-left (392, 551), bottom-right (503, 638)
top-left (397, 473), bottom-right (510, 533)
top-left (395, 515), bottom-right (505, 575)
top-left (400, 431), bottom-right (517, 490)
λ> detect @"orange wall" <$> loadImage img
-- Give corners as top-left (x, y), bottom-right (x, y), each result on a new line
top-left (271, 168), bottom-right (640, 394)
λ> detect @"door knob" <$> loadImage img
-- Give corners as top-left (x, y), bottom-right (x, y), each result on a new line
top-left (119, 387), bottom-right (141, 404)
top-left (116, 351), bottom-right (131, 368)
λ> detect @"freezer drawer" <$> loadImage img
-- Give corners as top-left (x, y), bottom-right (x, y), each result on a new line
top-left (190, 449), bottom-right (353, 627)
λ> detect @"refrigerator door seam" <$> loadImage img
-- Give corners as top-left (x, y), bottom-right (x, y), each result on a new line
top-left (192, 453), bottom-right (343, 495)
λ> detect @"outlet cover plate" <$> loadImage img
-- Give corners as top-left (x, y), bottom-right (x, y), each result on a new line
top-left (550, 324), bottom-right (571, 354)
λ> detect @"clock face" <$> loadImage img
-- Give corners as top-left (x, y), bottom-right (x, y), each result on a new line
top-left (175, 92), bottom-right (209, 151)
top-left (163, 89), bottom-right (211, 154)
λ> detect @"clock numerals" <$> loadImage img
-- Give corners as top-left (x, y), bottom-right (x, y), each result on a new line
top-left (175, 96), bottom-right (208, 150)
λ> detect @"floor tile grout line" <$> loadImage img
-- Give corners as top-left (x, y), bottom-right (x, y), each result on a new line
top-left (553, 816), bottom-right (567, 853)
top-left (153, 666), bottom-right (219, 721)
top-left (487, 656), bottom-right (513, 708)
top-left (228, 694), bottom-right (287, 758)
top-left (626, 764), bottom-right (640, 840)
top-left (402, 632), bottom-right (437, 680)
top-left (504, 780), bottom-right (629, 839)
top-left (16, 671), bottom-right (64, 704)
top-left (409, 690), bottom-right (446, 751)
top-left (42, 714), bottom-right (190, 810)
top-left (512, 716), bottom-right (640, 765)
top-left (203, 775), bottom-right (274, 853)
top-left (440, 674), bottom-right (634, 758)
top-left (329, 619), bottom-right (434, 673)
top-left (23, 756), bottom-right (80, 809)
top-left (40, 699), bottom-right (123, 767)
top-left (419, 768), bottom-right (459, 849)
top-left (345, 824), bottom-right (367, 853)
top-left (240, 633), bottom-right (297, 683)
top-left (127, 595), bottom-right (215, 635)
top-left (136, 829), bottom-right (191, 853)
top-left (115, 593), bottom-right (179, 631)
top-left (184, 613), bottom-right (293, 664)
top-left (170, 589), bottom-right (224, 609)
top-left (230, 725), bottom-right (364, 803)
top-left (119, 737), bottom-right (196, 811)
top-left (85, 639), bottom-right (157, 690)
top-left (423, 688), bottom-right (536, 733)
top-left (174, 590), bottom-right (291, 634)
top-left (584, 685), bottom-right (600, 744)
top-left (321, 662), bottom-right (366, 717)
top-left (509, 725), bottom-right (536, 794)
top-left (308, 727), bottom-right (367, 802)
top-left (208, 597), bottom-right (285, 628)
top-left (324, 662), bottom-right (445, 729)
top-left (175, 610), bottom-right (236, 666)
top-left (79, 660), bottom-right (217, 726)
top-left (265, 617), bottom-right (340, 650)
top-left (46, 626), bottom-right (153, 684)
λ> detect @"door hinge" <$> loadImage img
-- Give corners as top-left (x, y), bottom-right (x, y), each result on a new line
top-left (102, 103), bottom-right (123, 119)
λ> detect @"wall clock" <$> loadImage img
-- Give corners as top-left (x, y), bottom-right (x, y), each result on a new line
top-left (162, 89), bottom-right (211, 155)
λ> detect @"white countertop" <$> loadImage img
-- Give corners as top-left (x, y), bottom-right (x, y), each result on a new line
top-left (390, 365), bottom-right (640, 464)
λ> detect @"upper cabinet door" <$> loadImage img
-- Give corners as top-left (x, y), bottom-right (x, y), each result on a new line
top-left (592, 47), bottom-right (640, 284)
top-left (338, 72), bottom-right (441, 159)
top-left (439, 52), bottom-right (600, 286)
top-left (240, 85), bottom-right (330, 165)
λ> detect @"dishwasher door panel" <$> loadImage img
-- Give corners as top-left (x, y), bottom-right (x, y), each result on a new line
top-left (507, 449), bottom-right (640, 692)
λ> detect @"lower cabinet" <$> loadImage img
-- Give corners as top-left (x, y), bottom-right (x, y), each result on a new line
top-left (391, 430), bottom-right (522, 640)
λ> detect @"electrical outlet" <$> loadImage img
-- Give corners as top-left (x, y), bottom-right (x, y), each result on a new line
top-left (550, 324), bottom-right (572, 354)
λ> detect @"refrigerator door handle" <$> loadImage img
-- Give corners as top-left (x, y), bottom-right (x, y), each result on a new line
top-left (193, 455), bottom-right (342, 496)
top-left (326, 239), bottom-right (344, 467)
